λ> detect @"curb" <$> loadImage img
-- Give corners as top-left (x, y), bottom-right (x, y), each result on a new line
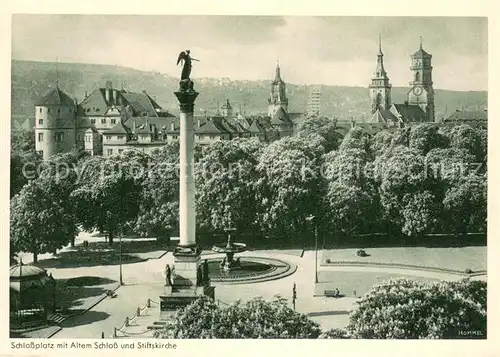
top-left (320, 261), bottom-right (487, 277)
top-left (45, 326), bottom-right (62, 338)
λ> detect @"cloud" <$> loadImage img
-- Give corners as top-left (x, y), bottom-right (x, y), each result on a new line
top-left (11, 15), bottom-right (488, 91)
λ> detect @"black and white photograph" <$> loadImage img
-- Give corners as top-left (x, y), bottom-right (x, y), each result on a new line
top-left (5, 10), bottom-right (493, 347)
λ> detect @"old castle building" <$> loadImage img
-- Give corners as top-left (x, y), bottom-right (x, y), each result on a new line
top-left (368, 38), bottom-right (435, 126)
top-left (34, 63), bottom-right (296, 159)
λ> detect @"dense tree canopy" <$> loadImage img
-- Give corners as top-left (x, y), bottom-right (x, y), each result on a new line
top-left (72, 150), bottom-right (150, 245)
top-left (196, 138), bottom-right (264, 235)
top-left (347, 278), bottom-right (486, 339)
top-left (154, 295), bottom-right (322, 339)
top-left (256, 134), bottom-right (326, 240)
top-left (296, 116), bottom-right (342, 152)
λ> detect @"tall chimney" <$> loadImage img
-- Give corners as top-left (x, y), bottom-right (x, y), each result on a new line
top-left (105, 81), bottom-right (113, 105)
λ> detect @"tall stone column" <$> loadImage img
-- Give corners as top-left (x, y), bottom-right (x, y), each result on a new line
top-left (175, 90), bottom-right (198, 248)
top-left (170, 86), bottom-right (202, 289)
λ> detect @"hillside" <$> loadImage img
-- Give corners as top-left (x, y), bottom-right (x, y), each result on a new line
top-left (11, 60), bottom-right (487, 127)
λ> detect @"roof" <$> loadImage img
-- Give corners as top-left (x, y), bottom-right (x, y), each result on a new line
top-left (412, 47), bottom-right (432, 58)
top-left (272, 63), bottom-right (284, 84)
top-left (121, 91), bottom-right (158, 117)
top-left (444, 110), bottom-right (488, 122)
top-left (107, 120), bottom-right (131, 135)
top-left (392, 104), bottom-right (427, 123)
top-left (127, 116), bottom-right (179, 134)
top-left (369, 108), bottom-right (400, 124)
top-left (78, 89), bottom-right (109, 115)
top-left (271, 107), bottom-right (292, 125)
top-left (35, 87), bottom-right (75, 106)
top-left (196, 118), bottom-right (229, 134)
top-left (248, 119), bottom-right (266, 133)
top-left (10, 262), bottom-right (47, 280)
top-left (79, 87), bottom-right (168, 118)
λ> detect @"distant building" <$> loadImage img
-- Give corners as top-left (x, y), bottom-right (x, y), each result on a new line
top-left (368, 37), bottom-right (436, 126)
top-left (306, 86), bottom-right (321, 117)
top-left (34, 81), bottom-right (175, 159)
top-left (442, 109), bottom-right (487, 127)
top-left (34, 63), bottom-right (299, 159)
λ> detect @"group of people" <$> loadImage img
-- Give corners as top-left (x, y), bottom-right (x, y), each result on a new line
top-left (164, 259), bottom-right (211, 287)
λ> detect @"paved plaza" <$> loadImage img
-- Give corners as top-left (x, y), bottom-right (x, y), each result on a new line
top-left (14, 230), bottom-right (485, 339)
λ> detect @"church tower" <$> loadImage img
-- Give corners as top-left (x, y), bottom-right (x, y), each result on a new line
top-left (268, 61), bottom-right (289, 117)
top-left (407, 37), bottom-right (435, 122)
top-left (369, 36), bottom-right (392, 114)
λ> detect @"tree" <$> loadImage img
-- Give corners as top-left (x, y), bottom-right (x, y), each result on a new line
top-left (135, 144), bottom-right (180, 241)
top-left (447, 124), bottom-right (482, 162)
top-left (256, 135), bottom-right (326, 241)
top-left (443, 174), bottom-right (487, 233)
top-left (400, 190), bottom-right (438, 236)
top-left (347, 278), bottom-right (486, 339)
top-left (325, 181), bottom-right (377, 236)
top-left (154, 295), bottom-right (322, 339)
top-left (196, 138), bottom-right (264, 236)
top-left (339, 126), bottom-right (369, 152)
top-left (408, 123), bottom-right (449, 155)
top-left (72, 150), bottom-right (149, 245)
top-left (296, 116), bottom-right (342, 152)
top-left (371, 130), bottom-right (395, 156)
top-left (376, 146), bottom-right (431, 233)
top-left (10, 177), bottom-right (77, 263)
top-left (10, 127), bottom-right (42, 198)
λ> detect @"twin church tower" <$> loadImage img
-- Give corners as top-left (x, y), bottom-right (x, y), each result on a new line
top-left (369, 36), bottom-right (435, 123)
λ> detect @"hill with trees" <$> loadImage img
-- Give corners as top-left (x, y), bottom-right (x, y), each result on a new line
top-left (11, 60), bottom-right (487, 128)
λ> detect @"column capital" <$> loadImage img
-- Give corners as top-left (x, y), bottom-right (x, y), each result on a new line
top-left (175, 89), bottom-right (199, 114)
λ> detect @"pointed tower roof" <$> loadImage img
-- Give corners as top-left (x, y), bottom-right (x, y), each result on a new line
top-left (412, 36), bottom-right (431, 58)
top-left (373, 35), bottom-right (388, 79)
top-left (272, 60), bottom-right (284, 84)
top-left (35, 87), bottom-right (75, 106)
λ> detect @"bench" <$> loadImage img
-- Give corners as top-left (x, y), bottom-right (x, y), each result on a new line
top-left (324, 290), bottom-right (338, 298)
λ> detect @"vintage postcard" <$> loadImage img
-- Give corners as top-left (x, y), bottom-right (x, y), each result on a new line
top-left (1, 1), bottom-right (498, 357)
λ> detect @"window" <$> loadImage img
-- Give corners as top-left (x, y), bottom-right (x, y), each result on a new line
top-left (85, 135), bottom-right (91, 142)
top-left (415, 72), bottom-right (420, 82)
top-left (111, 119), bottom-right (117, 125)
top-left (38, 119), bottom-right (43, 125)
top-left (39, 108), bottom-right (42, 113)
top-left (117, 135), bottom-right (124, 140)
top-left (57, 108), bottom-right (61, 113)
top-left (47, 108), bottom-right (51, 113)
top-left (55, 132), bottom-right (64, 142)
top-left (38, 132), bottom-right (44, 142)
top-left (105, 135), bottom-right (111, 140)
top-left (90, 119), bottom-right (96, 125)
top-left (77, 134), bottom-right (82, 142)
top-left (101, 118), bottom-right (106, 124)
top-left (38, 150), bottom-right (43, 158)
top-left (107, 149), bottom-right (113, 156)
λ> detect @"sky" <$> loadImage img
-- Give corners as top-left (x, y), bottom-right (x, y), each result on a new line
top-left (11, 15), bottom-right (488, 91)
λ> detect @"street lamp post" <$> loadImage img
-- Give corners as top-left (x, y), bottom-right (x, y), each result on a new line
top-left (119, 229), bottom-right (123, 285)
top-left (306, 215), bottom-right (318, 284)
top-left (314, 223), bottom-right (318, 283)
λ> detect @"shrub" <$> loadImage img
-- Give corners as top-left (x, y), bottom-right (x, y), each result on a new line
top-left (326, 258), bottom-right (331, 263)
top-left (465, 268), bottom-right (473, 274)
top-left (356, 249), bottom-right (367, 257)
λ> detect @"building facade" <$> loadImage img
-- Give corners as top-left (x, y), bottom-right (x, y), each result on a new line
top-left (306, 86), bottom-right (321, 117)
